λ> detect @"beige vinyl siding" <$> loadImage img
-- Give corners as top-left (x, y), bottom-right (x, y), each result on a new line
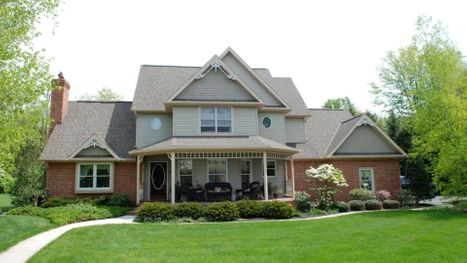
top-left (233, 107), bottom-right (258, 135)
top-left (173, 107), bottom-right (199, 136)
top-left (335, 126), bottom-right (399, 154)
top-left (258, 112), bottom-right (286, 144)
top-left (251, 159), bottom-right (285, 195)
top-left (136, 114), bottom-right (172, 148)
top-left (222, 53), bottom-right (283, 107)
top-left (175, 159), bottom-right (207, 188)
top-left (175, 70), bottom-right (256, 101)
top-left (285, 118), bottom-right (305, 143)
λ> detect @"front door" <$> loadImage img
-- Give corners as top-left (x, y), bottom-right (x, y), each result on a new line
top-left (150, 162), bottom-right (167, 201)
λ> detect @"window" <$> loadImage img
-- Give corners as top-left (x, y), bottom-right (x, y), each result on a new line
top-left (201, 107), bottom-right (231, 133)
top-left (179, 160), bottom-right (193, 188)
top-left (240, 160), bottom-right (251, 187)
top-left (77, 163), bottom-right (113, 191)
top-left (208, 159), bottom-right (227, 182)
top-left (267, 160), bottom-right (275, 177)
top-left (359, 168), bottom-right (374, 191)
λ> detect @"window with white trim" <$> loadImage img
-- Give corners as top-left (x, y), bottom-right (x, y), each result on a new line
top-left (208, 159), bottom-right (227, 182)
top-left (267, 160), bottom-right (276, 177)
top-left (201, 107), bottom-right (231, 133)
top-left (240, 160), bottom-right (251, 187)
top-left (179, 160), bottom-right (193, 188)
top-left (359, 167), bottom-right (374, 191)
top-left (77, 163), bottom-right (112, 190)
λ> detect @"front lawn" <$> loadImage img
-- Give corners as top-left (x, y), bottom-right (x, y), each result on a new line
top-left (30, 209), bottom-right (466, 262)
top-left (0, 215), bottom-right (55, 252)
top-left (0, 194), bottom-right (12, 212)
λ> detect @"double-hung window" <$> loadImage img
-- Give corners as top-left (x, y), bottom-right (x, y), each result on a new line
top-left (179, 160), bottom-right (193, 188)
top-left (359, 167), bottom-right (374, 191)
top-left (77, 163), bottom-right (113, 192)
top-left (201, 107), bottom-right (231, 133)
top-left (208, 159), bottom-right (227, 182)
top-left (240, 160), bottom-right (251, 187)
top-left (267, 160), bottom-right (276, 177)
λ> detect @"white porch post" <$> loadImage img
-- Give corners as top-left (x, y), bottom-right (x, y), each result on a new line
top-left (136, 155), bottom-right (143, 205)
top-left (263, 152), bottom-right (269, 201)
top-left (291, 157), bottom-right (296, 197)
top-left (170, 152), bottom-right (176, 204)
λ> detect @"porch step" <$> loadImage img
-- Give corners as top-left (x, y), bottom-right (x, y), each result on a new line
top-left (126, 209), bottom-right (137, 216)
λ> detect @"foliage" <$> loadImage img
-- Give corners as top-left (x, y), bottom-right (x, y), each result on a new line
top-left (0, 172), bottom-right (14, 194)
top-left (41, 196), bottom-right (83, 208)
top-left (0, 194), bottom-right (13, 212)
top-left (376, 190), bottom-right (392, 201)
top-left (260, 201), bottom-right (297, 219)
top-left (383, 200), bottom-right (401, 209)
top-left (135, 202), bottom-right (176, 222)
top-left (305, 164), bottom-right (348, 210)
top-left (204, 201), bottom-right (239, 222)
top-left (322, 97), bottom-right (358, 116)
top-left (364, 199), bottom-right (383, 210)
top-left (348, 200), bottom-right (365, 211)
top-left (335, 201), bottom-right (350, 213)
top-left (372, 16), bottom-right (467, 196)
top-left (405, 156), bottom-right (434, 205)
top-left (80, 87), bottom-right (124, 101)
top-left (397, 190), bottom-right (415, 207)
top-left (236, 200), bottom-right (263, 218)
top-left (349, 188), bottom-right (376, 201)
top-left (175, 202), bottom-right (205, 220)
top-left (107, 194), bottom-right (133, 207)
top-left (309, 208), bottom-right (328, 215)
top-left (294, 191), bottom-right (312, 212)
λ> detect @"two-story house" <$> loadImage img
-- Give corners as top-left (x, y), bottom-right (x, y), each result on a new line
top-left (40, 48), bottom-right (406, 204)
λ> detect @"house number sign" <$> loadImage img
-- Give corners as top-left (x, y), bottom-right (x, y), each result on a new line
top-left (263, 117), bottom-right (271, 128)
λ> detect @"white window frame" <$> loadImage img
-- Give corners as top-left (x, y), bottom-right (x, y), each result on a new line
top-left (358, 167), bottom-right (375, 191)
top-left (75, 163), bottom-right (114, 193)
top-left (207, 159), bottom-right (228, 183)
top-left (240, 159), bottom-right (252, 186)
top-left (178, 159), bottom-right (193, 187)
top-left (200, 107), bottom-right (232, 133)
top-left (267, 160), bottom-right (276, 177)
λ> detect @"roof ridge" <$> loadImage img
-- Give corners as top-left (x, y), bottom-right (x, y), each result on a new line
top-left (73, 101), bottom-right (132, 103)
top-left (308, 108), bottom-right (346, 111)
top-left (341, 114), bottom-right (364, 124)
top-left (141, 65), bottom-right (201, 69)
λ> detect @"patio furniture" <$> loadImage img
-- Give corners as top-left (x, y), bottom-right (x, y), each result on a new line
top-left (205, 182), bottom-right (232, 201)
top-left (242, 181), bottom-right (262, 200)
top-left (189, 187), bottom-right (205, 202)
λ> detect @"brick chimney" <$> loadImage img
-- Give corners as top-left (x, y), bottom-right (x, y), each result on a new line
top-left (49, 72), bottom-right (70, 136)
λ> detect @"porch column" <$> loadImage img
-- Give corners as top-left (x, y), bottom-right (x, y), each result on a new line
top-left (170, 152), bottom-right (176, 204)
top-left (263, 152), bottom-right (269, 201)
top-left (291, 157), bottom-right (296, 197)
top-left (136, 155), bottom-right (143, 205)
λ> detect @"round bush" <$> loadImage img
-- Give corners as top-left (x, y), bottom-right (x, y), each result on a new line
top-left (383, 200), bottom-right (401, 209)
top-left (365, 199), bottom-right (383, 210)
top-left (175, 202), bottom-right (205, 220)
top-left (261, 201), bottom-right (296, 219)
top-left (136, 202), bottom-right (176, 222)
top-left (107, 194), bottom-right (133, 207)
top-left (204, 202), bottom-right (239, 222)
top-left (349, 200), bottom-right (365, 211)
top-left (336, 201), bottom-right (350, 213)
top-left (236, 200), bottom-right (263, 218)
top-left (349, 188), bottom-right (376, 201)
top-left (294, 191), bottom-right (311, 212)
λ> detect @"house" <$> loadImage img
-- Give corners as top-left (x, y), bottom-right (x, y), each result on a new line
top-left (40, 48), bottom-right (406, 204)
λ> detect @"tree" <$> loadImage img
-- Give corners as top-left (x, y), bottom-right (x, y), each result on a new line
top-left (322, 97), bottom-right (358, 116)
top-left (372, 16), bottom-right (466, 196)
top-left (80, 87), bottom-right (124, 101)
top-left (305, 164), bottom-right (348, 210)
top-left (404, 156), bottom-right (433, 206)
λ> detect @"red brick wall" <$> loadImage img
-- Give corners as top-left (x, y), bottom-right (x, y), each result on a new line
top-left (46, 162), bottom-right (137, 202)
top-left (290, 159), bottom-right (401, 201)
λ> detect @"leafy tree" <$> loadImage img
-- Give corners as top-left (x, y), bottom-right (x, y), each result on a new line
top-left (322, 97), bottom-right (358, 116)
top-left (80, 87), bottom-right (124, 101)
top-left (372, 16), bottom-right (466, 196)
top-left (305, 164), bottom-right (348, 210)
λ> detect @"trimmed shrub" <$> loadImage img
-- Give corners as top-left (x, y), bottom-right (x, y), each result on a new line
top-left (7, 205), bottom-right (44, 217)
top-left (349, 188), bottom-right (376, 201)
top-left (41, 196), bottom-right (79, 208)
top-left (236, 200), bottom-right (263, 218)
top-left (397, 190), bottom-right (415, 207)
top-left (107, 194), bottom-right (133, 207)
top-left (376, 190), bottom-right (391, 201)
top-left (294, 191), bottom-right (311, 212)
top-left (365, 199), bottom-right (383, 210)
top-left (261, 201), bottom-right (296, 219)
top-left (136, 202), bottom-right (176, 222)
top-left (204, 201), bottom-right (239, 222)
top-left (349, 200), bottom-right (365, 211)
top-left (175, 202), bottom-right (205, 220)
top-left (336, 201), bottom-right (350, 213)
top-left (383, 200), bottom-right (401, 209)
top-left (93, 195), bottom-right (110, 205)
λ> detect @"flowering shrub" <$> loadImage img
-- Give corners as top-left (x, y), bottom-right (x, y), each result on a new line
top-left (376, 190), bottom-right (391, 201)
top-left (305, 164), bottom-right (348, 210)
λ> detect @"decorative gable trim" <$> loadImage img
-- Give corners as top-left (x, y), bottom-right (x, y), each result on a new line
top-left (219, 47), bottom-right (291, 109)
top-left (69, 134), bottom-right (120, 159)
top-left (168, 55), bottom-right (262, 103)
top-left (326, 114), bottom-right (407, 157)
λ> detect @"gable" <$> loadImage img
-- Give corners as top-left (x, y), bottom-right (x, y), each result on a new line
top-left (76, 147), bottom-right (113, 158)
top-left (221, 52), bottom-right (284, 107)
top-left (175, 69), bottom-right (257, 101)
top-left (334, 125), bottom-right (400, 155)
top-left (70, 134), bottom-right (119, 159)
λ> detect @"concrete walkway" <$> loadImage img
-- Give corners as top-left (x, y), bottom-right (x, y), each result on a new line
top-left (0, 215), bottom-right (136, 263)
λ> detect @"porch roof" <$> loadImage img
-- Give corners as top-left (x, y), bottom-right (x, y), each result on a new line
top-left (129, 136), bottom-right (300, 155)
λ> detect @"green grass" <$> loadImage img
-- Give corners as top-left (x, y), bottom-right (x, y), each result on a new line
top-left (0, 215), bottom-right (55, 252)
top-left (0, 194), bottom-right (12, 212)
top-left (30, 209), bottom-right (466, 263)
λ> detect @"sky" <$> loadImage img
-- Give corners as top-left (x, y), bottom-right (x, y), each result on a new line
top-left (35, 0), bottom-right (467, 115)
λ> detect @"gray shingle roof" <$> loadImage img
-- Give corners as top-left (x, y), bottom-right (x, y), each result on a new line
top-left (129, 136), bottom-right (299, 155)
top-left (40, 102), bottom-right (135, 160)
top-left (325, 115), bottom-right (362, 156)
top-left (131, 66), bottom-right (308, 116)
